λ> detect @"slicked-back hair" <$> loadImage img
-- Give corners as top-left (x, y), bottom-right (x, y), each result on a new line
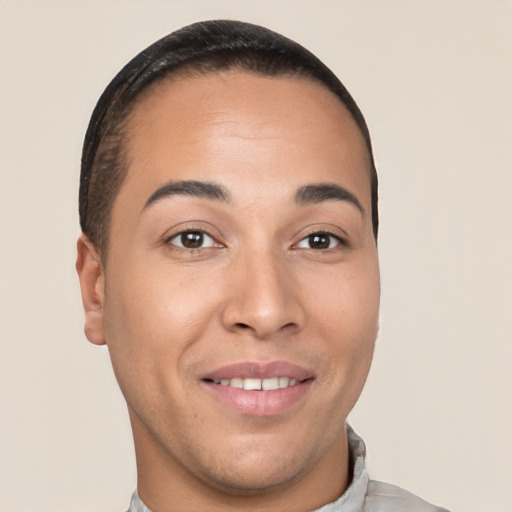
top-left (80, 19), bottom-right (378, 261)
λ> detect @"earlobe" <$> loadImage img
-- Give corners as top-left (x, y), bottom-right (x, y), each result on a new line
top-left (76, 235), bottom-right (106, 346)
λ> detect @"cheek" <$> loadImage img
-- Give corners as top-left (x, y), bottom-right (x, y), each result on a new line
top-left (310, 254), bottom-right (380, 334)
top-left (308, 256), bottom-right (380, 387)
top-left (102, 264), bottom-right (222, 382)
top-left (101, 266), bottom-right (226, 437)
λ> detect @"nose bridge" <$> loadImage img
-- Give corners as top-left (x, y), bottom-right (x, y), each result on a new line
top-left (222, 244), bottom-right (303, 338)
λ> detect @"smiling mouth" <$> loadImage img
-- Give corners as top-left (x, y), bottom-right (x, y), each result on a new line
top-left (203, 376), bottom-right (312, 390)
top-left (201, 361), bottom-right (315, 415)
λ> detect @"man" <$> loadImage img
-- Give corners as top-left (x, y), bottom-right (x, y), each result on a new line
top-left (76, 20), bottom-right (449, 511)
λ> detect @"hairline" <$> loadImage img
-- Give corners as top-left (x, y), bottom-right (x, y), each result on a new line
top-left (84, 43), bottom-right (378, 267)
top-left (100, 67), bottom-right (373, 265)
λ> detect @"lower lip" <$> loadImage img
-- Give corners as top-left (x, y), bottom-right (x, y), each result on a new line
top-left (202, 380), bottom-right (313, 416)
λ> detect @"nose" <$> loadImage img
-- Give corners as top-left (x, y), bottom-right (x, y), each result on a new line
top-left (221, 249), bottom-right (305, 339)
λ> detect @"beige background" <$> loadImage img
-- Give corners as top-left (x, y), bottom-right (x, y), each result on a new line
top-left (1, 1), bottom-right (511, 511)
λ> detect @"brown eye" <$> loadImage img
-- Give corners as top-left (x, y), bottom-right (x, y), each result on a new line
top-left (297, 232), bottom-right (342, 250)
top-left (167, 231), bottom-right (216, 249)
top-left (308, 234), bottom-right (330, 249)
top-left (181, 232), bottom-right (204, 248)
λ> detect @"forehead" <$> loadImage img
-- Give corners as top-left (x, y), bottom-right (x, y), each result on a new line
top-left (120, 71), bottom-right (371, 208)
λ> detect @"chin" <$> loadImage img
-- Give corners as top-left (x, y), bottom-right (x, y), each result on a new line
top-left (198, 455), bottom-right (307, 495)
top-left (187, 429), bottom-right (332, 496)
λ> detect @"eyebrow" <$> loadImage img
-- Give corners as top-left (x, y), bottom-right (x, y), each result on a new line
top-left (143, 180), bottom-right (231, 210)
top-left (142, 179), bottom-right (363, 215)
top-left (295, 183), bottom-right (364, 214)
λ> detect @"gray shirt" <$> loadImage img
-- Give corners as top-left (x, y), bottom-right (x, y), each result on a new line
top-left (127, 426), bottom-right (449, 512)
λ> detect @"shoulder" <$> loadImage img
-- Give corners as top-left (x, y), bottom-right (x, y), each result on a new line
top-left (363, 480), bottom-right (450, 512)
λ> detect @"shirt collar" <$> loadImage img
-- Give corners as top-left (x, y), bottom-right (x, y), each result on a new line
top-left (315, 424), bottom-right (369, 512)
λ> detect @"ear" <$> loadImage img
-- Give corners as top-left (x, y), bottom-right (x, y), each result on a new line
top-left (76, 234), bottom-right (106, 345)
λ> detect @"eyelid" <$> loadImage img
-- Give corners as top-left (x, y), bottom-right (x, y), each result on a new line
top-left (295, 231), bottom-right (345, 250)
top-left (162, 223), bottom-right (224, 251)
top-left (166, 230), bottom-right (217, 248)
top-left (292, 224), bottom-right (349, 247)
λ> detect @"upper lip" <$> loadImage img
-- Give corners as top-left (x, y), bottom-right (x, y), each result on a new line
top-left (202, 361), bottom-right (314, 381)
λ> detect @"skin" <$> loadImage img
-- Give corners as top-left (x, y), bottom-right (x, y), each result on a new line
top-left (76, 71), bottom-right (380, 512)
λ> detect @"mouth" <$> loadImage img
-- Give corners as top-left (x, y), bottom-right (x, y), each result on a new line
top-left (204, 376), bottom-right (308, 390)
top-left (201, 361), bottom-right (315, 416)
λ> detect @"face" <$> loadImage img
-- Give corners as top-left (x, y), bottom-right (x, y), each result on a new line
top-left (78, 71), bottom-right (380, 499)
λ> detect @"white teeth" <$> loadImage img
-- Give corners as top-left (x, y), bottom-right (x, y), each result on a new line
top-left (278, 377), bottom-right (290, 388)
top-left (262, 377), bottom-right (279, 390)
top-left (211, 376), bottom-right (301, 390)
top-left (243, 378), bottom-right (262, 390)
top-left (230, 378), bottom-right (244, 389)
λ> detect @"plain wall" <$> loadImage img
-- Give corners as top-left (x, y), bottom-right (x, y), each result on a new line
top-left (1, 1), bottom-right (511, 511)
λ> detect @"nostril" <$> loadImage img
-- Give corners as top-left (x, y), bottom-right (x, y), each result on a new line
top-left (233, 322), bottom-right (298, 334)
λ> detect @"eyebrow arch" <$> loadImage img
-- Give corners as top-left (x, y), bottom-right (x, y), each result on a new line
top-left (142, 180), bottom-right (232, 210)
top-left (295, 183), bottom-right (364, 214)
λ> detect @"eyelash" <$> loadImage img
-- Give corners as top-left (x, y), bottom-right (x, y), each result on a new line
top-left (164, 228), bottom-right (346, 252)
top-left (294, 230), bottom-right (347, 251)
top-left (165, 229), bottom-right (220, 252)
